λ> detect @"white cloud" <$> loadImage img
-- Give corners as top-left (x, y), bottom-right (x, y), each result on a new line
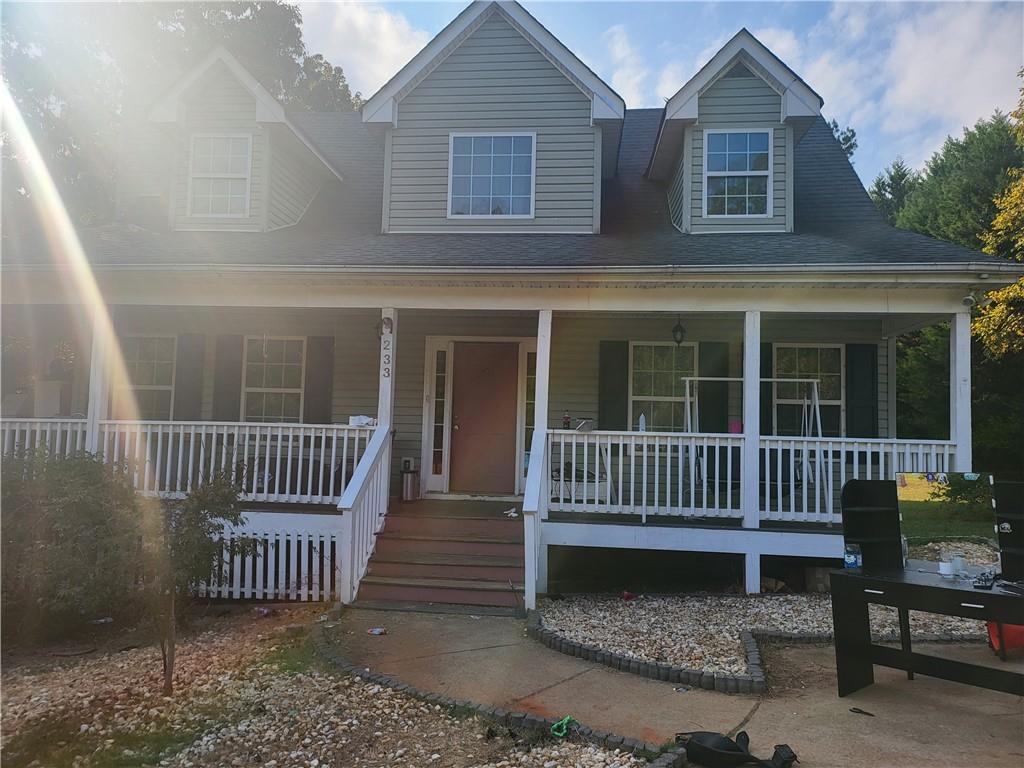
top-left (603, 24), bottom-right (650, 107)
top-left (751, 27), bottom-right (802, 70)
top-left (879, 3), bottom-right (1021, 134)
top-left (656, 61), bottom-right (686, 103)
top-left (299, 2), bottom-right (430, 98)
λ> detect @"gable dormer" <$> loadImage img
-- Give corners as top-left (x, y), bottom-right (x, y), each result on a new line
top-left (361, 1), bottom-right (624, 234)
top-left (650, 30), bottom-right (823, 234)
top-left (144, 48), bottom-right (341, 233)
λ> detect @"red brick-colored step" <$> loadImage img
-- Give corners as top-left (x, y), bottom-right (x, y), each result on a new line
top-left (357, 575), bottom-right (524, 609)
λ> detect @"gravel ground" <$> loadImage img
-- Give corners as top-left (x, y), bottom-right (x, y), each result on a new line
top-left (907, 541), bottom-right (999, 565)
top-left (539, 593), bottom-right (987, 675)
top-left (2, 607), bottom-right (646, 768)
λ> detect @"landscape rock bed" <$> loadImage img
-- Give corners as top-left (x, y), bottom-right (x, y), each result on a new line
top-left (2, 606), bottom-right (676, 767)
top-left (534, 593), bottom-right (987, 687)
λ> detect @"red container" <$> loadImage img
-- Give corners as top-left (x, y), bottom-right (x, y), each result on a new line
top-left (987, 622), bottom-right (1024, 653)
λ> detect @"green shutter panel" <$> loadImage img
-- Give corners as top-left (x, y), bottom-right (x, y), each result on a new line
top-left (598, 340), bottom-right (629, 430)
top-left (697, 341), bottom-right (729, 432)
top-left (172, 334), bottom-right (205, 420)
top-left (211, 335), bottom-right (243, 421)
top-left (846, 343), bottom-right (878, 438)
top-left (759, 342), bottom-right (773, 436)
top-left (303, 336), bottom-right (335, 424)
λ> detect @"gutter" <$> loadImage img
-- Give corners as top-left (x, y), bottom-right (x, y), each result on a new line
top-left (9, 260), bottom-right (1021, 278)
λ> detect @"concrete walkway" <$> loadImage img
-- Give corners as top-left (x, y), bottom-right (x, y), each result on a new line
top-left (328, 609), bottom-right (1024, 767)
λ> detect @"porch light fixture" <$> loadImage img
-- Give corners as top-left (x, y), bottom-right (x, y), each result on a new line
top-left (671, 317), bottom-right (687, 346)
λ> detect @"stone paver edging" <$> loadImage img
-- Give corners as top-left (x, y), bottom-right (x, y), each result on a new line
top-left (310, 620), bottom-right (686, 767)
top-left (526, 610), bottom-right (769, 694)
top-left (529, 610), bottom-right (989, 694)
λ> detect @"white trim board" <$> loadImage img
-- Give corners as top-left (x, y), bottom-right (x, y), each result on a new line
top-left (541, 520), bottom-right (844, 559)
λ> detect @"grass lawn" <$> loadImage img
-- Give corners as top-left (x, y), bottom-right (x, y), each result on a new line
top-left (899, 499), bottom-right (996, 544)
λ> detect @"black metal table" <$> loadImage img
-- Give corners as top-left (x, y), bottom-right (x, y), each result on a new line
top-left (830, 561), bottom-right (1024, 697)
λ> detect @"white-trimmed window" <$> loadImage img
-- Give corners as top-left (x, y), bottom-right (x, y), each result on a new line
top-left (113, 336), bottom-right (177, 420)
top-left (704, 129), bottom-right (771, 217)
top-left (448, 133), bottom-right (535, 218)
top-left (773, 344), bottom-right (844, 436)
top-left (242, 336), bottom-right (305, 423)
top-left (189, 134), bottom-right (252, 217)
top-left (628, 342), bottom-right (698, 432)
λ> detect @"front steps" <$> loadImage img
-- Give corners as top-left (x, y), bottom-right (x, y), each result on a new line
top-left (356, 499), bottom-right (526, 611)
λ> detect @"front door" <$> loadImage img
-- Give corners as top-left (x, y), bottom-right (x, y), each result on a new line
top-left (449, 342), bottom-right (519, 494)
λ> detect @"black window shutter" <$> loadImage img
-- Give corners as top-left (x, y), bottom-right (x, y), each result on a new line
top-left (212, 335), bottom-right (243, 422)
top-left (172, 334), bottom-right (205, 420)
top-left (846, 343), bottom-right (878, 438)
top-left (598, 340), bottom-right (629, 430)
top-left (759, 342), bottom-right (773, 436)
top-left (303, 336), bottom-right (335, 424)
top-left (697, 341), bottom-right (729, 432)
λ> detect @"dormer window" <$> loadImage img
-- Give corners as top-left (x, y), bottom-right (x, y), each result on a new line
top-left (448, 133), bottom-right (535, 218)
top-left (188, 134), bottom-right (252, 217)
top-left (703, 130), bottom-right (771, 217)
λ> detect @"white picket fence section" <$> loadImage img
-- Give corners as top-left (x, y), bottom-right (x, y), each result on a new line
top-left (336, 426), bottom-right (393, 603)
top-left (547, 429), bottom-right (745, 520)
top-left (759, 437), bottom-right (956, 523)
top-left (97, 420), bottom-right (374, 503)
top-left (197, 512), bottom-right (345, 602)
top-left (1, 418), bottom-right (88, 457)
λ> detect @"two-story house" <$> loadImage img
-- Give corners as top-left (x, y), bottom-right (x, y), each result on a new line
top-left (3, 0), bottom-right (1020, 611)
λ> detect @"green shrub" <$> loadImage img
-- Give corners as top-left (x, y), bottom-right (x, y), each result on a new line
top-left (1, 451), bottom-right (143, 640)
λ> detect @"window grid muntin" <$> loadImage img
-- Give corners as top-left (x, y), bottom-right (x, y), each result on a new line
top-left (773, 344), bottom-right (844, 405)
top-left (189, 134), bottom-right (252, 218)
top-left (524, 351), bottom-right (537, 472)
top-left (628, 341), bottom-right (699, 433)
top-left (703, 129), bottom-right (772, 218)
top-left (448, 132), bottom-right (536, 219)
top-left (113, 335), bottom-right (177, 421)
top-left (242, 336), bottom-right (305, 424)
top-left (432, 350), bottom-right (448, 475)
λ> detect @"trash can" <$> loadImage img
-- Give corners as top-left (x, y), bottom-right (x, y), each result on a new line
top-left (401, 469), bottom-right (420, 502)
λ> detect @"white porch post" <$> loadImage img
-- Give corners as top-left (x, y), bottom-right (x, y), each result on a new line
top-left (742, 311), bottom-right (762, 594)
top-left (950, 311), bottom-right (972, 470)
top-left (886, 336), bottom-right (898, 438)
top-left (534, 309), bottom-right (552, 594)
top-left (377, 308), bottom-right (397, 428)
top-left (84, 316), bottom-right (112, 454)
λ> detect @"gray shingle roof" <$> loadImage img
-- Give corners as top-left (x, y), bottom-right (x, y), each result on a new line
top-left (5, 110), bottom-right (1008, 272)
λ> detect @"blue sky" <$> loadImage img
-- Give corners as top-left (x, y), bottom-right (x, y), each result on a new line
top-left (299, 1), bottom-right (1023, 184)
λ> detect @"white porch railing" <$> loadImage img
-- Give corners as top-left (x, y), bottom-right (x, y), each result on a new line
top-left (97, 421), bottom-right (373, 504)
top-left (1, 418), bottom-right (88, 457)
top-left (759, 437), bottom-right (956, 523)
top-left (547, 429), bottom-right (745, 521)
top-left (197, 511), bottom-right (345, 602)
top-left (336, 425), bottom-right (393, 604)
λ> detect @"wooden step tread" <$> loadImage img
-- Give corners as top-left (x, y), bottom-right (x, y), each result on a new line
top-left (370, 552), bottom-right (523, 567)
top-left (376, 533), bottom-right (523, 544)
top-left (361, 575), bottom-right (525, 592)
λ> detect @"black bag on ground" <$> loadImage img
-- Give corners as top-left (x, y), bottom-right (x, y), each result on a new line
top-left (675, 731), bottom-right (798, 768)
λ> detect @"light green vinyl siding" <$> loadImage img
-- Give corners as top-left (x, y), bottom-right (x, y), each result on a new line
top-left (388, 13), bottom-right (597, 233)
top-left (687, 72), bottom-right (788, 233)
top-left (267, 132), bottom-right (324, 230)
top-left (173, 61), bottom-right (265, 232)
top-left (666, 144), bottom-right (689, 232)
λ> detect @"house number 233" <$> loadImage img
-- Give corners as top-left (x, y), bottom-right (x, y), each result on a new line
top-left (381, 336), bottom-right (392, 378)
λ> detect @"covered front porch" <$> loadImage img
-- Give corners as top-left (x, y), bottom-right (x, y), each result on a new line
top-left (1, 297), bottom-right (972, 601)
